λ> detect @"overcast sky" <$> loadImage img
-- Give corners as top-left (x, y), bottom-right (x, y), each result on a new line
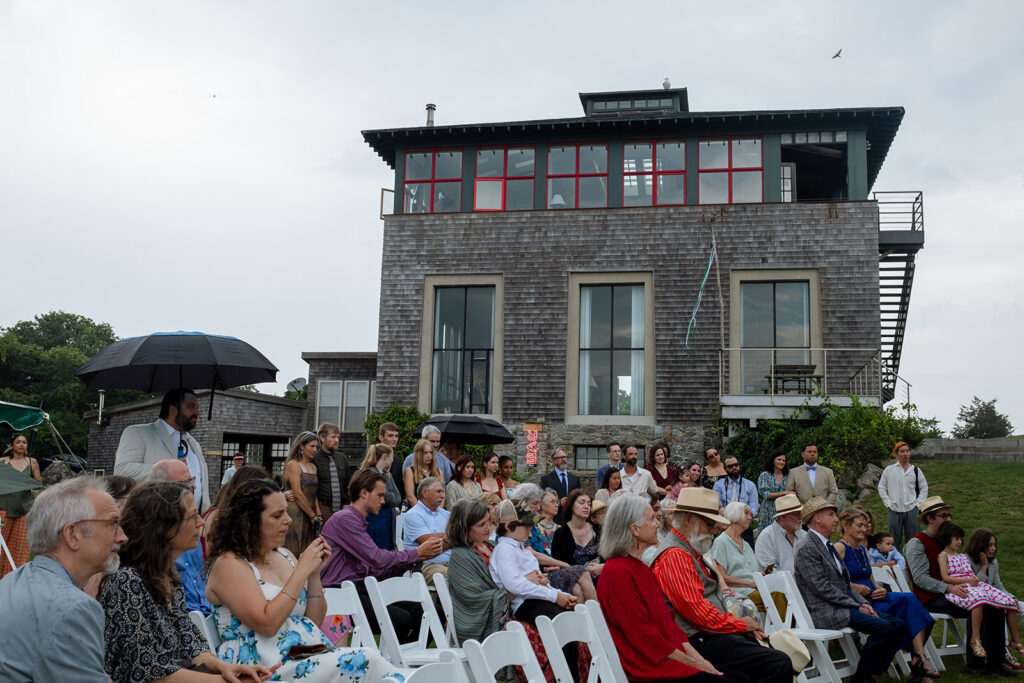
top-left (3, 1), bottom-right (1022, 433)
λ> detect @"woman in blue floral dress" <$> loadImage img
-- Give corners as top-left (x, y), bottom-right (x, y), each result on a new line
top-left (206, 479), bottom-right (405, 682)
top-left (755, 450), bottom-right (789, 532)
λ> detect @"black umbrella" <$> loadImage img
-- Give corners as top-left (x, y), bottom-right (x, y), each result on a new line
top-left (75, 331), bottom-right (278, 417)
top-left (414, 414), bottom-right (515, 445)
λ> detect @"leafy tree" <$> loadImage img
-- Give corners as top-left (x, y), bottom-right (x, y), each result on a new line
top-left (363, 405), bottom-right (431, 459)
top-left (951, 397), bottom-right (1013, 439)
top-left (917, 417), bottom-right (944, 439)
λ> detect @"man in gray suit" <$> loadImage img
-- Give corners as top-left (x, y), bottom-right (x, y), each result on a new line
top-left (785, 443), bottom-right (838, 504)
top-left (114, 389), bottom-right (211, 512)
top-left (794, 497), bottom-right (904, 683)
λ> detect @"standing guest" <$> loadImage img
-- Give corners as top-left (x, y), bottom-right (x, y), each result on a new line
top-left (756, 450), bottom-right (789, 532)
top-left (378, 421), bottom-right (405, 494)
top-left (101, 481), bottom-right (274, 683)
top-left (594, 467), bottom-right (622, 504)
top-left (646, 442), bottom-right (677, 493)
top-left (498, 455), bottom-right (519, 496)
top-left (540, 449), bottom-right (581, 514)
top-left (403, 437), bottom-right (441, 508)
top-left (877, 441), bottom-right (928, 549)
top-left (834, 506), bottom-right (938, 681)
top-left (671, 461), bottom-right (704, 499)
top-left (794, 497), bottom-right (905, 683)
top-left (357, 444), bottom-right (401, 551)
top-left (114, 388), bottom-right (212, 512)
top-left (283, 431), bottom-right (322, 557)
top-left (477, 452), bottom-right (506, 500)
top-left (596, 442), bottom-right (624, 490)
top-left (0, 477), bottom-right (126, 681)
top-left (312, 423), bottom-right (349, 520)
top-left (619, 445), bottom-right (663, 497)
top-left (0, 432), bottom-right (41, 576)
top-left (439, 441), bottom-right (463, 484)
top-left (905, 495), bottom-right (1008, 675)
top-left (402, 477), bottom-right (451, 583)
top-left (320, 469), bottom-right (443, 644)
top-left (754, 494), bottom-right (807, 573)
top-left (702, 448), bottom-right (727, 488)
top-left (869, 531), bottom-right (907, 569)
top-left (713, 457), bottom-right (758, 546)
top-left (784, 443), bottom-right (838, 505)
top-left (220, 452), bottom-right (246, 485)
top-left (597, 494), bottom-right (736, 683)
top-left (206, 479), bottom-right (403, 681)
top-left (551, 489), bottom-right (603, 577)
top-left (402, 425), bottom-right (453, 484)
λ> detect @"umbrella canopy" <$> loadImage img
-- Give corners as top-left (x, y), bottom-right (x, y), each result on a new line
top-left (0, 400), bottom-right (47, 431)
top-left (414, 414), bottom-right (515, 445)
top-left (0, 463), bottom-right (43, 496)
top-left (75, 331), bottom-right (278, 392)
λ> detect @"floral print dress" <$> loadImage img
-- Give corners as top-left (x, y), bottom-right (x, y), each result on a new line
top-left (213, 548), bottom-right (405, 681)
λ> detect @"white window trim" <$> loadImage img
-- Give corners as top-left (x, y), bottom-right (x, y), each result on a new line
top-left (317, 379), bottom-right (376, 432)
top-left (565, 272), bottom-right (655, 426)
top-left (419, 274), bottom-right (503, 419)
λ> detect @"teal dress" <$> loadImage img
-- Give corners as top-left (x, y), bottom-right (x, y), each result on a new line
top-left (756, 471), bottom-right (787, 530)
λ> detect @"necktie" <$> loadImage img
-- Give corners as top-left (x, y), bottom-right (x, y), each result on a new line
top-left (560, 471), bottom-right (567, 496)
top-left (827, 541), bottom-right (844, 571)
top-left (328, 459), bottom-right (342, 510)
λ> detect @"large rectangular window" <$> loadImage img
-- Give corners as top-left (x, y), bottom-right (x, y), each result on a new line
top-left (575, 445), bottom-right (645, 470)
top-left (547, 143), bottom-right (608, 209)
top-left (623, 140), bottom-right (686, 206)
top-left (474, 147), bottom-right (535, 211)
top-left (579, 284), bottom-right (645, 415)
top-left (432, 286), bottom-right (495, 414)
top-left (317, 380), bottom-right (376, 432)
top-left (403, 149), bottom-right (463, 213)
top-left (698, 137), bottom-right (762, 204)
top-left (739, 281), bottom-right (810, 393)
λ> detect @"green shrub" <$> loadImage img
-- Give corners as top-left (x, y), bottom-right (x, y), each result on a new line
top-left (363, 405), bottom-right (431, 461)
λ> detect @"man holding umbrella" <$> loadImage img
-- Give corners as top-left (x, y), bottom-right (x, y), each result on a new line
top-left (114, 389), bottom-right (211, 512)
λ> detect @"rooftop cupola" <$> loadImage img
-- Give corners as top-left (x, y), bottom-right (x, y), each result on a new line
top-left (579, 87), bottom-right (688, 117)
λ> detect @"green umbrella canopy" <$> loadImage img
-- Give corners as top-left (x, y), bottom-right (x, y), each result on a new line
top-left (0, 400), bottom-right (47, 431)
top-left (0, 463), bottom-right (43, 496)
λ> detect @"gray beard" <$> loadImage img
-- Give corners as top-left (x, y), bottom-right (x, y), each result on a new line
top-left (689, 531), bottom-right (715, 555)
top-left (103, 552), bottom-right (121, 575)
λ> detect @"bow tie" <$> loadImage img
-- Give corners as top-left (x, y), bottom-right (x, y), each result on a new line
top-left (805, 464), bottom-right (817, 471)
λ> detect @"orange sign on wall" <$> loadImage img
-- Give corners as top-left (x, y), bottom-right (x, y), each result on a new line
top-left (523, 423), bottom-right (542, 466)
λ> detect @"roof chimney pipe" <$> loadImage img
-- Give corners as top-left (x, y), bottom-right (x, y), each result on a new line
top-left (425, 103), bottom-right (436, 127)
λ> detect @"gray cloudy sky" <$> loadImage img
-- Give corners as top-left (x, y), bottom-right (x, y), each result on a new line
top-left (3, 1), bottom-right (1022, 433)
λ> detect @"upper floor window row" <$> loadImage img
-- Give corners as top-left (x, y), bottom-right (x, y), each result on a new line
top-left (593, 98), bottom-right (673, 112)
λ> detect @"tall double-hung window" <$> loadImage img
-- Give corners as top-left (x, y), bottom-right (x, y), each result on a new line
top-left (474, 147), bottom-right (535, 211)
top-left (547, 143), bottom-right (608, 209)
top-left (698, 137), bottom-right (762, 204)
top-left (432, 286), bottom-right (495, 414)
top-left (739, 281), bottom-right (810, 393)
top-left (623, 140), bottom-right (686, 206)
top-left (404, 149), bottom-right (463, 213)
top-left (578, 284), bottom-right (645, 415)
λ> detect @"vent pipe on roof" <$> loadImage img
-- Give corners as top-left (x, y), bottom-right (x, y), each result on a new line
top-left (425, 103), bottom-right (436, 127)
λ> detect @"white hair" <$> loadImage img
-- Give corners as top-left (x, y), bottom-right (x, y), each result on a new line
top-left (416, 476), bottom-right (443, 498)
top-left (723, 501), bottom-right (751, 525)
top-left (598, 494), bottom-right (650, 559)
top-left (509, 483), bottom-right (542, 506)
top-left (422, 425), bottom-right (442, 438)
top-left (26, 476), bottom-right (103, 555)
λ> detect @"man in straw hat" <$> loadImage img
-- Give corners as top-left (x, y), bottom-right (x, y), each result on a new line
top-left (651, 488), bottom-right (793, 683)
top-left (754, 493), bottom-right (807, 573)
top-left (905, 495), bottom-right (1010, 675)
top-left (794, 497), bottom-right (905, 683)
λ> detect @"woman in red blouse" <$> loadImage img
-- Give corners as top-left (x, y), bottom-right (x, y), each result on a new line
top-left (646, 442), bottom-right (677, 493)
top-left (596, 494), bottom-right (742, 683)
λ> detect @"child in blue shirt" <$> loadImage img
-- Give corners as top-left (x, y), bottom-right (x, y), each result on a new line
top-left (868, 531), bottom-right (907, 569)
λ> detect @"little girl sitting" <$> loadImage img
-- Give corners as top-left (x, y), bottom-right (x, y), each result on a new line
top-left (937, 521), bottom-right (1023, 658)
top-left (868, 531), bottom-right (907, 569)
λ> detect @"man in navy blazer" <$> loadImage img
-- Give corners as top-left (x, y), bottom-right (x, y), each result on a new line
top-left (539, 449), bottom-right (580, 521)
top-left (794, 497), bottom-right (905, 683)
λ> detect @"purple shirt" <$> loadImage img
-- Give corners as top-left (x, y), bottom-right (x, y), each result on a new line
top-left (320, 506), bottom-right (419, 587)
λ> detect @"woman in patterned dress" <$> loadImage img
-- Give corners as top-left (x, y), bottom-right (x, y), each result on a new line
top-left (755, 450), bottom-right (789, 531)
top-left (283, 432), bottom-right (322, 557)
top-left (206, 479), bottom-right (405, 681)
top-left (100, 481), bottom-right (275, 682)
top-left (445, 455), bottom-right (483, 511)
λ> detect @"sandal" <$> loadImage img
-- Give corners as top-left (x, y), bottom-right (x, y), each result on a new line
top-left (910, 653), bottom-right (942, 679)
top-left (971, 639), bottom-right (988, 658)
top-left (1011, 642), bottom-right (1024, 657)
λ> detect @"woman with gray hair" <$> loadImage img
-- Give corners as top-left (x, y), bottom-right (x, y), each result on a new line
top-left (508, 482), bottom-right (543, 513)
top-left (596, 495), bottom-right (731, 682)
top-left (709, 502), bottom-right (762, 597)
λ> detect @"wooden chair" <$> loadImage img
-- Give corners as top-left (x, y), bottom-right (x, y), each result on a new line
top-left (364, 574), bottom-right (465, 667)
top-left (463, 621), bottom-right (546, 682)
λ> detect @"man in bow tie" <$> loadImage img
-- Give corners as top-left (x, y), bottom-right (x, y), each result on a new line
top-left (784, 443), bottom-right (838, 505)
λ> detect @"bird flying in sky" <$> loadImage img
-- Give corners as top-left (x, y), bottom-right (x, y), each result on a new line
top-left (832, 49), bottom-right (842, 59)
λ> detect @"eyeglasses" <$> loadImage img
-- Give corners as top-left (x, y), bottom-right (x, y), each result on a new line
top-left (936, 512), bottom-right (951, 520)
top-left (74, 518), bottom-right (122, 531)
top-left (726, 463), bottom-right (740, 469)
top-left (182, 512), bottom-right (200, 525)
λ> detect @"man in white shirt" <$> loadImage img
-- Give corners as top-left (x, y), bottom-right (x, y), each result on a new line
top-left (754, 493), bottom-right (807, 572)
top-left (401, 477), bottom-right (451, 583)
top-left (618, 445), bottom-right (662, 497)
top-left (876, 441), bottom-right (928, 548)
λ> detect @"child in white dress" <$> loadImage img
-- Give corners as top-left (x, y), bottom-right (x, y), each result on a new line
top-left (937, 522), bottom-right (1023, 659)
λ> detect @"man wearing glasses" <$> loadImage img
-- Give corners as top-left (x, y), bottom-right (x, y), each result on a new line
top-left (0, 477), bottom-right (126, 681)
top-left (114, 388), bottom-right (211, 513)
top-left (906, 496), bottom-right (1008, 676)
top-left (151, 459), bottom-right (211, 616)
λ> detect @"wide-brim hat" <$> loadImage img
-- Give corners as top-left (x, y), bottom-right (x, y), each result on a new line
top-left (589, 500), bottom-right (607, 516)
top-left (917, 496), bottom-right (953, 522)
top-left (495, 499), bottom-right (537, 526)
top-left (670, 488), bottom-right (729, 526)
top-left (772, 493), bottom-right (803, 519)
top-left (801, 496), bottom-right (838, 525)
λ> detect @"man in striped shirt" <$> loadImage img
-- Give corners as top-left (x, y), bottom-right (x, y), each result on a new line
top-left (651, 488), bottom-right (793, 683)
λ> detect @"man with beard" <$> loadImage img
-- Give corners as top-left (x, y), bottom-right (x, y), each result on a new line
top-left (115, 389), bottom-right (211, 512)
top-left (618, 444), bottom-right (664, 497)
top-left (652, 488), bottom-right (793, 683)
top-left (713, 456), bottom-right (759, 546)
top-left (0, 477), bottom-right (127, 681)
top-left (313, 422), bottom-right (350, 518)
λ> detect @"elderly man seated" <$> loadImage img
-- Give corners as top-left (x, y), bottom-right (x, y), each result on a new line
top-left (794, 497), bottom-right (905, 683)
top-left (0, 477), bottom-right (127, 681)
top-left (651, 488), bottom-right (793, 683)
top-left (754, 493), bottom-right (806, 572)
top-left (402, 476), bottom-right (451, 582)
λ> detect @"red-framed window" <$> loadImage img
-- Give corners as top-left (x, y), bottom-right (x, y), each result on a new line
top-left (698, 137), bottom-right (762, 204)
top-left (546, 143), bottom-right (608, 209)
top-left (474, 146), bottom-right (535, 211)
top-left (623, 140), bottom-right (686, 206)
top-left (403, 149), bottom-right (463, 213)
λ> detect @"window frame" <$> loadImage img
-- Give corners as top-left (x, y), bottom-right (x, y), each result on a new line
top-left (622, 139), bottom-right (686, 207)
top-left (316, 379), bottom-right (377, 433)
top-left (697, 136), bottom-right (764, 205)
top-left (546, 142), bottom-right (609, 209)
top-left (403, 148), bottom-right (464, 214)
top-left (473, 145), bottom-right (536, 212)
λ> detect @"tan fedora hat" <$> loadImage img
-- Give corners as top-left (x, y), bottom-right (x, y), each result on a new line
top-left (495, 499), bottom-right (537, 526)
top-left (589, 499), bottom-right (607, 516)
top-left (671, 487), bottom-right (729, 526)
top-left (917, 495), bottom-right (953, 522)
top-left (801, 496), bottom-right (838, 525)
top-left (772, 493), bottom-right (803, 519)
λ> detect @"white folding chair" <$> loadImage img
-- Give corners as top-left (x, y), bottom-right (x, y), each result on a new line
top-left (754, 570), bottom-right (859, 683)
top-left (364, 574), bottom-right (465, 667)
top-left (385, 650), bottom-right (469, 683)
top-left (395, 513), bottom-right (406, 550)
top-left (579, 600), bottom-right (629, 683)
top-left (188, 610), bottom-right (221, 651)
top-left (323, 582), bottom-right (383, 651)
top-left (890, 565), bottom-right (964, 668)
top-left (0, 522), bottom-right (17, 572)
top-left (871, 564), bottom-right (946, 677)
top-left (431, 572), bottom-right (459, 647)
top-left (463, 621), bottom-right (546, 683)
top-left (536, 602), bottom-right (626, 683)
